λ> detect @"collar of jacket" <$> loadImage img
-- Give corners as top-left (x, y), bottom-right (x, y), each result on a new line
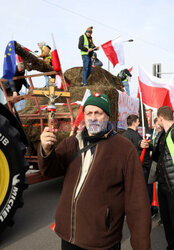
top-left (76, 126), bottom-right (115, 144)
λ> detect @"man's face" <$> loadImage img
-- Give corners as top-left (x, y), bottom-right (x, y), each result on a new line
top-left (134, 118), bottom-right (140, 131)
top-left (157, 116), bottom-right (164, 128)
top-left (154, 120), bottom-right (163, 133)
top-left (86, 32), bottom-right (92, 37)
top-left (17, 64), bottom-right (25, 72)
top-left (38, 43), bottom-right (42, 49)
top-left (84, 105), bottom-right (109, 135)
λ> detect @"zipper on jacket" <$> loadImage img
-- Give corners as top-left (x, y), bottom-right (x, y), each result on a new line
top-left (69, 145), bottom-right (98, 244)
top-left (71, 199), bottom-right (76, 243)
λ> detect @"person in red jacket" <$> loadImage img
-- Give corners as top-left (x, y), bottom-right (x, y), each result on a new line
top-left (38, 93), bottom-right (151, 250)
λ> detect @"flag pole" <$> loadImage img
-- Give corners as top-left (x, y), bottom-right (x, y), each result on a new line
top-left (108, 59), bottom-right (110, 72)
top-left (139, 87), bottom-right (145, 139)
top-left (112, 35), bottom-right (121, 42)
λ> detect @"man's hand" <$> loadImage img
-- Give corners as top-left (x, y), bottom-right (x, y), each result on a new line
top-left (13, 91), bottom-right (18, 97)
top-left (140, 139), bottom-right (150, 149)
top-left (40, 127), bottom-right (57, 156)
top-left (88, 48), bottom-right (93, 52)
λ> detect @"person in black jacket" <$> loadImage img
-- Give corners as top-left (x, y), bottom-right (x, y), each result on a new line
top-left (151, 106), bottom-right (174, 250)
top-left (117, 69), bottom-right (132, 96)
top-left (78, 26), bottom-right (99, 86)
top-left (122, 114), bottom-right (151, 183)
top-left (2, 62), bottom-right (30, 97)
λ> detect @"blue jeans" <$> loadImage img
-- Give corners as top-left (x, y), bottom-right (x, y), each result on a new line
top-left (122, 80), bottom-right (130, 96)
top-left (82, 55), bottom-right (92, 84)
top-left (44, 75), bottom-right (50, 87)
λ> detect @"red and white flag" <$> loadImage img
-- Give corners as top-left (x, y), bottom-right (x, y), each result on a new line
top-left (138, 65), bottom-right (174, 110)
top-left (55, 74), bottom-right (69, 89)
top-left (51, 33), bottom-right (61, 72)
top-left (74, 89), bottom-right (91, 128)
top-left (101, 40), bottom-right (125, 67)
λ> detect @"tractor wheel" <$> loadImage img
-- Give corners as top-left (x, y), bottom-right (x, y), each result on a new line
top-left (0, 114), bottom-right (29, 233)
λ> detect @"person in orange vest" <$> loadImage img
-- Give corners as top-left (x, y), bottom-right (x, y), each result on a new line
top-left (78, 27), bottom-right (99, 86)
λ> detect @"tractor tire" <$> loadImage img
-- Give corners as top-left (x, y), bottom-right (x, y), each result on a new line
top-left (0, 113), bottom-right (29, 233)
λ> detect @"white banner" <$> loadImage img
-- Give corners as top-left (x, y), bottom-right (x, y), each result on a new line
top-left (117, 90), bottom-right (139, 130)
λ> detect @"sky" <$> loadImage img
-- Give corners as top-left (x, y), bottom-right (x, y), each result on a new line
top-left (0, 0), bottom-right (174, 97)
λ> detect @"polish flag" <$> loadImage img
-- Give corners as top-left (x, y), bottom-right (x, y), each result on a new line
top-left (138, 65), bottom-right (174, 110)
top-left (101, 40), bottom-right (125, 67)
top-left (74, 89), bottom-right (91, 128)
top-left (55, 74), bottom-right (69, 89)
top-left (55, 101), bottom-right (81, 106)
top-left (51, 33), bottom-right (61, 72)
top-left (35, 101), bottom-right (80, 114)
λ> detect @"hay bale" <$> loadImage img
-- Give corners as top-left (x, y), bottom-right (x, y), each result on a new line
top-left (64, 66), bottom-right (122, 89)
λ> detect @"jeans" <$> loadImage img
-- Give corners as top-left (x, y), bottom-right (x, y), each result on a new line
top-left (62, 240), bottom-right (121, 250)
top-left (44, 75), bottom-right (50, 87)
top-left (122, 81), bottom-right (130, 96)
top-left (82, 55), bottom-right (92, 84)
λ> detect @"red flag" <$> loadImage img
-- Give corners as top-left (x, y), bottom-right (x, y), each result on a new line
top-left (140, 148), bottom-right (146, 164)
top-left (137, 65), bottom-right (174, 110)
top-left (50, 222), bottom-right (56, 231)
top-left (101, 40), bottom-right (125, 67)
top-left (74, 89), bottom-right (91, 128)
top-left (129, 66), bottom-right (133, 72)
top-left (51, 33), bottom-right (61, 72)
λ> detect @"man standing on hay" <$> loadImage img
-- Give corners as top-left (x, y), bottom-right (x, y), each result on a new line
top-left (78, 27), bottom-right (99, 86)
top-left (38, 93), bottom-right (151, 250)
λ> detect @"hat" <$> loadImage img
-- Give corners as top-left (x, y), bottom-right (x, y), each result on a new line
top-left (83, 93), bottom-right (110, 116)
top-left (37, 41), bottom-right (46, 47)
top-left (86, 26), bottom-right (93, 34)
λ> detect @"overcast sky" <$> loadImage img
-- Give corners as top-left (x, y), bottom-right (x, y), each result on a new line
top-left (0, 0), bottom-right (174, 96)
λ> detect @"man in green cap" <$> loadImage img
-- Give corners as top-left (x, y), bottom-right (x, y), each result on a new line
top-left (38, 93), bottom-right (151, 250)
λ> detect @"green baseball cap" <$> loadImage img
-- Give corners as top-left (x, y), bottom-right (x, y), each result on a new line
top-left (83, 93), bottom-right (110, 116)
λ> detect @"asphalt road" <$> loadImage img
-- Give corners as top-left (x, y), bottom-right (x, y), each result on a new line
top-left (0, 177), bottom-right (167, 250)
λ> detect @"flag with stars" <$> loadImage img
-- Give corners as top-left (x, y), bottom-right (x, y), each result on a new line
top-left (3, 40), bottom-right (16, 80)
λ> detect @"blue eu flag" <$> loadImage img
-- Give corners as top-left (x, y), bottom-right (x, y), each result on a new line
top-left (3, 40), bottom-right (16, 80)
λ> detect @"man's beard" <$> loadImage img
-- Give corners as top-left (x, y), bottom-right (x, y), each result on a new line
top-left (87, 120), bottom-right (108, 135)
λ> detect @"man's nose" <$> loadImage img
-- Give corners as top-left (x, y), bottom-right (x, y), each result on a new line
top-left (90, 113), bottom-right (98, 121)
